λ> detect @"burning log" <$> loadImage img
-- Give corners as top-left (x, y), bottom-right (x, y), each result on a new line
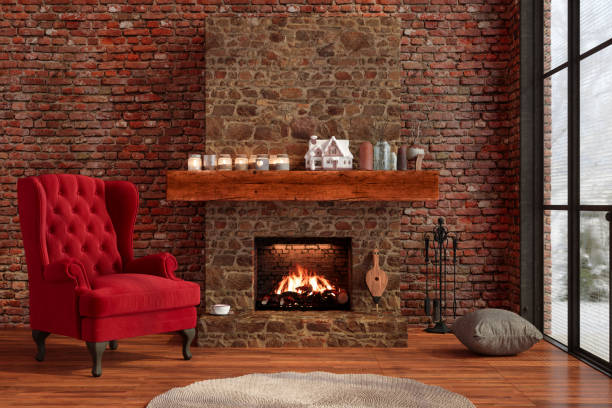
top-left (258, 264), bottom-right (350, 310)
top-left (260, 294), bottom-right (280, 307)
top-left (296, 285), bottom-right (313, 295)
top-left (279, 291), bottom-right (300, 307)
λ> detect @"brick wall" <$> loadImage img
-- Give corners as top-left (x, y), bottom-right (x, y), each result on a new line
top-left (1, 0), bottom-right (520, 327)
top-left (506, 0), bottom-right (520, 313)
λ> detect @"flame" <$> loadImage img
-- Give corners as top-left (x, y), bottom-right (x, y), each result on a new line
top-left (274, 265), bottom-right (334, 295)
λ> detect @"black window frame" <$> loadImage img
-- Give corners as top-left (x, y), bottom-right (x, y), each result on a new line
top-left (523, 0), bottom-right (612, 377)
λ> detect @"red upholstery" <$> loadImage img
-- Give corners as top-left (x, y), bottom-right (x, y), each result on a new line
top-left (40, 174), bottom-right (123, 280)
top-left (80, 274), bottom-right (200, 318)
top-left (124, 252), bottom-right (180, 279)
top-left (81, 307), bottom-right (197, 343)
top-left (18, 174), bottom-right (199, 342)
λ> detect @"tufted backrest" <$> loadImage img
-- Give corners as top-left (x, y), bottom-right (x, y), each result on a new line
top-left (36, 174), bottom-right (123, 280)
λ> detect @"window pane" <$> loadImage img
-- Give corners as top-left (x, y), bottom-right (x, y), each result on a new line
top-left (544, 69), bottom-right (568, 205)
top-left (545, 0), bottom-right (568, 71)
top-left (580, 1), bottom-right (612, 54)
top-left (579, 211), bottom-right (610, 362)
top-left (580, 45), bottom-right (612, 205)
top-left (544, 210), bottom-right (569, 346)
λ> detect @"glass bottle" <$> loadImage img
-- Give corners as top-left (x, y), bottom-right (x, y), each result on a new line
top-left (374, 140), bottom-right (390, 170)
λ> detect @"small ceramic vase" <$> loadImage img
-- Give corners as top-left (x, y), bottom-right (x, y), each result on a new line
top-left (398, 145), bottom-right (408, 171)
top-left (359, 141), bottom-right (373, 170)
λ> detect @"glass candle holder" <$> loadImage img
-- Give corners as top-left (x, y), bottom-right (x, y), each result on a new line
top-left (187, 154), bottom-right (202, 171)
top-left (234, 154), bottom-right (248, 171)
top-left (255, 155), bottom-right (269, 171)
top-left (218, 154), bottom-right (232, 171)
top-left (248, 155), bottom-right (257, 169)
top-left (203, 154), bottom-right (216, 170)
top-left (275, 154), bottom-right (290, 171)
top-left (269, 154), bottom-right (277, 167)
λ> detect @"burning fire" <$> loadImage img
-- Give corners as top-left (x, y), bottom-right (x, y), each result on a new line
top-left (274, 265), bottom-right (334, 295)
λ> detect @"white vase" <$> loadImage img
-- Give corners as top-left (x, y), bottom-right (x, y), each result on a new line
top-left (406, 147), bottom-right (424, 160)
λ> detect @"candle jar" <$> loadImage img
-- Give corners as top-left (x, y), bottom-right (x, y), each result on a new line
top-left (255, 154), bottom-right (269, 171)
top-left (203, 154), bottom-right (216, 170)
top-left (187, 154), bottom-right (202, 171)
top-left (234, 154), bottom-right (248, 171)
top-left (275, 154), bottom-right (290, 171)
top-left (218, 154), bottom-right (232, 171)
top-left (269, 154), bottom-right (277, 167)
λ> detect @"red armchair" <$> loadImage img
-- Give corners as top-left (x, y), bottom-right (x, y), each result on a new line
top-left (18, 174), bottom-right (200, 376)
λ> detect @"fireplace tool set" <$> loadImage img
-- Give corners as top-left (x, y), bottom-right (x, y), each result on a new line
top-left (423, 218), bottom-right (458, 333)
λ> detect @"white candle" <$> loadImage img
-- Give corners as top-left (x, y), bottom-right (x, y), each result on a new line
top-left (275, 154), bottom-right (290, 171)
top-left (255, 155), bottom-right (269, 171)
top-left (218, 154), bottom-right (232, 171)
top-left (234, 155), bottom-right (248, 170)
top-left (188, 154), bottom-right (202, 171)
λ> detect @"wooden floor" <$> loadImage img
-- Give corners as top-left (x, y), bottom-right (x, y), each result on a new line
top-left (0, 328), bottom-right (610, 407)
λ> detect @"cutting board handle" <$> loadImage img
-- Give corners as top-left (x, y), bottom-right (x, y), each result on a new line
top-left (373, 248), bottom-right (380, 268)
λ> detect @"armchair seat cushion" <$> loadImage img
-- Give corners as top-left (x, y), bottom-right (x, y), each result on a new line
top-left (79, 274), bottom-right (200, 318)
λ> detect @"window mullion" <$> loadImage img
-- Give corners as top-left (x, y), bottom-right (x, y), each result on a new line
top-left (567, 0), bottom-right (580, 353)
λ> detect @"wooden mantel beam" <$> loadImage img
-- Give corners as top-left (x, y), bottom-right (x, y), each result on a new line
top-left (166, 170), bottom-right (439, 202)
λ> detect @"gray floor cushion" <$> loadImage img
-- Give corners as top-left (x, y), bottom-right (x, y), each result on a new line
top-left (452, 308), bottom-right (543, 355)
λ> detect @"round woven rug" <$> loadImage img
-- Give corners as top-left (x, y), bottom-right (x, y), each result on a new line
top-left (147, 371), bottom-right (475, 408)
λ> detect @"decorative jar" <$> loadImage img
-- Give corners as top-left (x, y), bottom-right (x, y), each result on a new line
top-left (374, 141), bottom-right (390, 170)
top-left (203, 154), bottom-right (216, 170)
top-left (218, 154), bottom-right (232, 171)
top-left (187, 154), bottom-right (202, 171)
top-left (255, 155), bottom-right (269, 171)
top-left (275, 154), bottom-right (290, 171)
top-left (234, 154), bottom-right (248, 171)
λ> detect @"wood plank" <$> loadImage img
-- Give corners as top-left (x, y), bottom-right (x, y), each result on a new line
top-left (0, 328), bottom-right (610, 407)
top-left (166, 170), bottom-right (439, 202)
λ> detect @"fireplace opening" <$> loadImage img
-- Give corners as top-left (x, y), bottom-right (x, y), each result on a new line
top-left (255, 237), bottom-right (351, 311)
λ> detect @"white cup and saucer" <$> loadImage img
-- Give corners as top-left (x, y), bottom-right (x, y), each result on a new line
top-left (210, 304), bottom-right (231, 315)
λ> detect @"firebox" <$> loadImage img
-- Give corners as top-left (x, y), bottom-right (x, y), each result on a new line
top-left (254, 237), bottom-right (351, 311)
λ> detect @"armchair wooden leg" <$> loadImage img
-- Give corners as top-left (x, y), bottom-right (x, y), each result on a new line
top-left (108, 340), bottom-right (118, 350)
top-left (179, 328), bottom-right (195, 360)
top-left (86, 342), bottom-right (107, 377)
top-left (32, 330), bottom-right (50, 362)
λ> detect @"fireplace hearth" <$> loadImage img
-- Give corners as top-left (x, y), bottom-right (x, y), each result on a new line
top-left (255, 237), bottom-right (351, 311)
top-left (201, 201), bottom-right (406, 347)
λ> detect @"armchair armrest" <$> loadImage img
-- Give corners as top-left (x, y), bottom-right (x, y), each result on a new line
top-left (124, 252), bottom-right (179, 280)
top-left (43, 259), bottom-right (91, 290)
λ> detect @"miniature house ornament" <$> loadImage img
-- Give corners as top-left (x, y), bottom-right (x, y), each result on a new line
top-left (304, 135), bottom-right (353, 171)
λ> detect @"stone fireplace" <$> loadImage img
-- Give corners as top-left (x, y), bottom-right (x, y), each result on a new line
top-left (197, 15), bottom-right (408, 347)
top-left (199, 201), bottom-right (407, 347)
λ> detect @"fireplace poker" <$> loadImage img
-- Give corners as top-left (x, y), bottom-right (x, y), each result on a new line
top-left (452, 237), bottom-right (457, 319)
top-left (424, 236), bottom-right (431, 316)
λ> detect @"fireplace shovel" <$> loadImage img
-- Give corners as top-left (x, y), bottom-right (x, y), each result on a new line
top-left (366, 248), bottom-right (388, 314)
